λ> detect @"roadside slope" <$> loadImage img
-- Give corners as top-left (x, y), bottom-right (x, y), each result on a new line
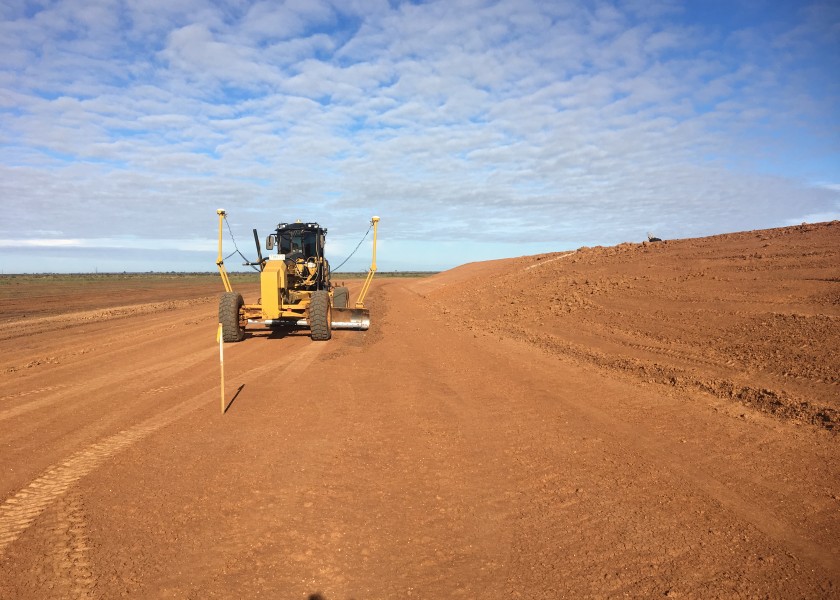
top-left (422, 221), bottom-right (840, 430)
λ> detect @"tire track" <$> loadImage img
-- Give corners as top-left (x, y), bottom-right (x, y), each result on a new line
top-left (0, 391), bottom-right (79, 423)
top-left (0, 384), bottom-right (68, 401)
top-left (0, 341), bottom-right (324, 557)
top-left (0, 297), bottom-right (215, 342)
top-left (0, 327), bottom-right (216, 424)
top-left (0, 386), bottom-right (74, 422)
top-left (41, 490), bottom-right (96, 600)
top-left (0, 420), bottom-right (157, 555)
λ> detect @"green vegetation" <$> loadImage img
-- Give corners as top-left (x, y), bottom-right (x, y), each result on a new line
top-left (0, 272), bottom-right (257, 285)
top-left (332, 271), bottom-right (439, 278)
top-left (0, 270), bottom-right (436, 287)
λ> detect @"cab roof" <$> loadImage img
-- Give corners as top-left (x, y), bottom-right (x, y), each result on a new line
top-left (275, 221), bottom-right (327, 234)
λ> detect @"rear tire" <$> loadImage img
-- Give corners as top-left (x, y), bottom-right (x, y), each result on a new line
top-left (219, 292), bottom-right (245, 342)
top-left (309, 290), bottom-right (332, 341)
top-left (333, 286), bottom-right (349, 309)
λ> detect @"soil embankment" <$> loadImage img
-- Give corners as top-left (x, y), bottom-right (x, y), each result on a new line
top-left (424, 221), bottom-right (839, 430)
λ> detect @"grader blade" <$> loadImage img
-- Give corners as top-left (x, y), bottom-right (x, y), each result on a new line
top-left (331, 307), bottom-right (370, 330)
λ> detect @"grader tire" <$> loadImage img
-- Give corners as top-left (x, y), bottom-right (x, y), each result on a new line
top-left (219, 292), bottom-right (245, 342)
top-left (309, 290), bottom-right (332, 341)
top-left (333, 286), bottom-right (350, 309)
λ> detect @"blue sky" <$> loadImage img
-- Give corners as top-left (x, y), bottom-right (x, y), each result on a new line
top-left (1, 0), bottom-right (838, 273)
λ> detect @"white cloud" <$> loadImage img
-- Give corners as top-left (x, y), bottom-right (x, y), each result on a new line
top-left (0, 239), bottom-right (83, 248)
top-left (239, 0), bottom-right (336, 43)
top-left (0, 235), bottom-right (217, 253)
top-left (0, 0), bottom-right (838, 273)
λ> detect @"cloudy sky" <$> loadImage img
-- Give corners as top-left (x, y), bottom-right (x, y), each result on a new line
top-left (1, 0), bottom-right (838, 273)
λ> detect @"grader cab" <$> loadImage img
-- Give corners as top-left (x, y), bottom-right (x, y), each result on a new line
top-left (215, 210), bottom-right (379, 342)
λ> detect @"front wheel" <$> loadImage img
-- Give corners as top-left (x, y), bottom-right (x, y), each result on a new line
top-left (309, 290), bottom-right (332, 341)
top-left (219, 292), bottom-right (245, 342)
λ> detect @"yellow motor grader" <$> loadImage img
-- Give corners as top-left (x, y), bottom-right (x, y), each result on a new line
top-left (215, 209), bottom-right (379, 342)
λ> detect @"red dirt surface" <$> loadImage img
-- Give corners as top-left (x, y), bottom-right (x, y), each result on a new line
top-left (1, 222), bottom-right (838, 599)
top-left (430, 220), bottom-right (840, 431)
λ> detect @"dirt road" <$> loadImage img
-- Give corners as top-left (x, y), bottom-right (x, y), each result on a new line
top-left (1, 226), bottom-right (838, 598)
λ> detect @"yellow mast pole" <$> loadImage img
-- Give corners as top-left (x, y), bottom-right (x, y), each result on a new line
top-left (355, 216), bottom-right (380, 309)
top-left (216, 209), bottom-right (233, 293)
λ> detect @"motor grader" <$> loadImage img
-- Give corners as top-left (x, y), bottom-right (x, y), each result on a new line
top-left (215, 209), bottom-right (379, 342)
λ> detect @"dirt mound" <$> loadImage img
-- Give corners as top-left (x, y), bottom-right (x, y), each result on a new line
top-left (428, 221), bottom-right (840, 430)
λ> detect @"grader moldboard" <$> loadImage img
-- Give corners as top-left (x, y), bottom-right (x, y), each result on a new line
top-left (215, 209), bottom-right (380, 342)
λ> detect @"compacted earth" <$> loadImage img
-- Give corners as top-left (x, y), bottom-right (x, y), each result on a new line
top-left (0, 222), bottom-right (838, 599)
